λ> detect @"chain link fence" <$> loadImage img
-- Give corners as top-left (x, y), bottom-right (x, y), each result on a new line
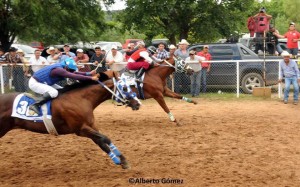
top-left (0, 60), bottom-right (290, 98)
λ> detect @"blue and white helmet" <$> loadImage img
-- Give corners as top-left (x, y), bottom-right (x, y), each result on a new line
top-left (61, 58), bottom-right (78, 71)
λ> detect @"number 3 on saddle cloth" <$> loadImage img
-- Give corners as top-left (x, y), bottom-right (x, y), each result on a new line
top-left (119, 71), bottom-right (145, 100)
top-left (11, 93), bottom-right (58, 135)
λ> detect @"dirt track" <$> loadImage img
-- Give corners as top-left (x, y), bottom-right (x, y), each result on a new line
top-left (1, 97), bottom-right (300, 187)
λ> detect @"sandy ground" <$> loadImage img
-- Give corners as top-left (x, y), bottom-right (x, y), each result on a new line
top-left (1, 97), bottom-right (300, 187)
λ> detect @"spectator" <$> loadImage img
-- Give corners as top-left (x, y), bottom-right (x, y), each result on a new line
top-left (5, 47), bottom-right (26, 92)
top-left (185, 50), bottom-right (205, 97)
top-left (156, 42), bottom-right (169, 60)
top-left (174, 39), bottom-right (189, 60)
top-left (58, 44), bottom-right (76, 63)
top-left (90, 46), bottom-right (107, 72)
top-left (266, 25), bottom-right (282, 55)
top-left (197, 45), bottom-right (212, 93)
top-left (174, 39), bottom-right (190, 93)
top-left (29, 49), bottom-right (49, 73)
top-left (274, 22), bottom-right (300, 58)
top-left (74, 48), bottom-right (90, 72)
top-left (46, 47), bottom-right (59, 64)
top-left (0, 48), bottom-right (5, 62)
top-left (0, 48), bottom-right (8, 87)
top-left (124, 43), bottom-right (135, 61)
top-left (279, 51), bottom-right (300, 105)
top-left (17, 49), bottom-right (30, 91)
top-left (106, 45), bottom-right (124, 74)
top-left (252, 7), bottom-right (272, 54)
top-left (168, 44), bottom-right (177, 59)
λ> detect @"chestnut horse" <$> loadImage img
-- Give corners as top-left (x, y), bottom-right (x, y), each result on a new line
top-left (130, 56), bottom-right (197, 126)
top-left (0, 74), bottom-right (140, 169)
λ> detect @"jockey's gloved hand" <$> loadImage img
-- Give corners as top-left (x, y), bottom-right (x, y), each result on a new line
top-left (91, 76), bottom-right (99, 81)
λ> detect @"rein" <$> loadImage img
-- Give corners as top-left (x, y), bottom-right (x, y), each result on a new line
top-left (94, 49), bottom-right (111, 71)
top-left (97, 80), bottom-right (127, 103)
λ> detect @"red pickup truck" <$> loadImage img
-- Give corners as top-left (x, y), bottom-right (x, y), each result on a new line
top-left (30, 41), bottom-right (44, 51)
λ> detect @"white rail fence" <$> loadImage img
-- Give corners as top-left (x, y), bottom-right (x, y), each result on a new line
top-left (0, 59), bottom-right (297, 98)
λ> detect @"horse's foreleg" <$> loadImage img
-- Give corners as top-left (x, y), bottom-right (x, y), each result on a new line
top-left (78, 125), bottom-right (130, 169)
top-left (163, 86), bottom-right (197, 104)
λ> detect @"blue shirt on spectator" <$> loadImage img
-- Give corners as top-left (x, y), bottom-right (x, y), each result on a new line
top-left (279, 59), bottom-right (300, 79)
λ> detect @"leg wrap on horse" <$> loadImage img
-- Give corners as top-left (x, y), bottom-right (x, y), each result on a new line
top-left (182, 96), bottom-right (192, 103)
top-left (109, 143), bottom-right (121, 157)
top-left (168, 112), bottom-right (176, 122)
top-left (108, 152), bottom-right (121, 165)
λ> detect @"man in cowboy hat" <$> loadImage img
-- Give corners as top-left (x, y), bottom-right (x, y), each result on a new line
top-left (279, 51), bottom-right (300, 105)
top-left (46, 47), bottom-right (59, 64)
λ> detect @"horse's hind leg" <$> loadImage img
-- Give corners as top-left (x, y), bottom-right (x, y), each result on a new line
top-left (78, 125), bottom-right (130, 169)
top-left (0, 118), bottom-right (14, 138)
top-left (163, 86), bottom-right (197, 104)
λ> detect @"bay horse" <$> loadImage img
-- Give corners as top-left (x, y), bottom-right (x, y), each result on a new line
top-left (0, 73), bottom-right (140, 169)
top-left (130, 56), bottom-right (198, 126)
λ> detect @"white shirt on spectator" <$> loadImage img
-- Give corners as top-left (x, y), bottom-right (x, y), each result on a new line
top-left (106, 51), bottom-right (124, 64)
top-left (47, 55), bottom-right (58, 64)
top-left (29, 56), bottom-right (48, 72)
top-left (186, 55), bottom-right (205, 72)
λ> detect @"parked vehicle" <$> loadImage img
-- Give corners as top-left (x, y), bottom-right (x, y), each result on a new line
top-left (151, 39), bottom-right (170, 48)
top-left (122, 39), bottom-right (143, 49)
top-left (12, 44), bottom-right (35, 60)
top-left (30, 41), bottom-right (44, 51)
top-left (96, 41), bottom-right (122, 51)
top-left (187, 43), bottom-right (280, 94)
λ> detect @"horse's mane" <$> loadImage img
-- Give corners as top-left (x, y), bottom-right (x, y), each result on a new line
top-left (58, 72), bottom-right (110, 94)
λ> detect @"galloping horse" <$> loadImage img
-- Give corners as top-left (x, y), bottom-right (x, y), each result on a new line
top-left (131, 56), bottom-right (197, 126)
top-left (0, 73), bottom-right (140, 169)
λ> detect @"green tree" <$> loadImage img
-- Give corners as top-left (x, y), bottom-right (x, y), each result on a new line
top-left (119, 0), bottom-right (254, 44)
top-left (0, 0), bottom-right (109, 51)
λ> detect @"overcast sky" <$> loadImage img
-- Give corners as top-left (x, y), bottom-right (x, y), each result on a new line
top-left (101, 0), bottom-right (126, 11)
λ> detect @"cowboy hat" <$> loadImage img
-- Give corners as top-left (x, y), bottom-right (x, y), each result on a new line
top-left (16, 49), bottom-right (24, 55)
top-left (46, 46), bottom-right (57, 54)
top-left (169, 44), bottom-right (176, 49)
top-left (281, 51), bottom-right (291, 57)
top-left (178, 39), bottom-right (189, 45)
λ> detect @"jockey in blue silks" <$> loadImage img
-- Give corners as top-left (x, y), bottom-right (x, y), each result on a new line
top-left (28, 58), bottom-right (99, 114)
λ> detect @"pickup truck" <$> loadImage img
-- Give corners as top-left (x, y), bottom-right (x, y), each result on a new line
top-left (186, 43), bottom-right (280, 94)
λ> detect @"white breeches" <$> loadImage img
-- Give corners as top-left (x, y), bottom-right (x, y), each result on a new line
top-left (28, 77), bottom-right (59, 98)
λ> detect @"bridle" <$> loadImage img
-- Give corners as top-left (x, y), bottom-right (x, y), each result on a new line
top-left (160, 56), bottom-right (191, 73)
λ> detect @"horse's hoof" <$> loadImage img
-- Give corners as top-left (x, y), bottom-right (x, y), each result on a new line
top-left (121, 161), bottom-right (131, 169)
top-left (175, 120), bottom-right (182, 127)
top-left (192, 101), bottom-right (198, 105)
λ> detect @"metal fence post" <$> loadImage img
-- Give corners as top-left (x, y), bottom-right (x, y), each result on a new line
top-left (236, 60), bottom-right (240, 98)
top-left (0, 65), bottom-right (4, 94)
top-left (278, 61), bottom-right (281, 99)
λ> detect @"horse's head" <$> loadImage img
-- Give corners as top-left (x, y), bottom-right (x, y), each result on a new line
top-left (121, 86), bottom-right (141, 110)
top-left (167, 56), bottom-right (192, 73)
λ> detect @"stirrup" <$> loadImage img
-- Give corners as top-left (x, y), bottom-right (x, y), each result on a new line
top-left (29, 104), bottom-right (40, 115)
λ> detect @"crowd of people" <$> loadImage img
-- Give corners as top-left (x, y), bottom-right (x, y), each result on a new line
top-left (249, 7), bottom-right (300, 57)
top-left (0, 40), bottom-right (213, 98)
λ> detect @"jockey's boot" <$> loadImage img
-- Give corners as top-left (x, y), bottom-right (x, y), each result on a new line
top-left (29, 92), bottom-right (52, 115)
top-left (135, 68), bottom-right (146, 81)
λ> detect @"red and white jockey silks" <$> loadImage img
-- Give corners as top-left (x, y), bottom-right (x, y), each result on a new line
top-left (127, 49), bottom-right (153, 70)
